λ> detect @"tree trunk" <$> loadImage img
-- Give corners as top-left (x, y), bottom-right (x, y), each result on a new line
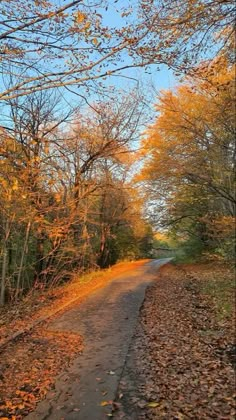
top-left (15, 220), bottom-right (31, 299)
top-left (0, 217), bottom-right (10, 306)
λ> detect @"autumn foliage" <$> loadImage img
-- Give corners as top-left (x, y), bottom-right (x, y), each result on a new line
top-left (139, 56), bottom-right (235, 259)
top-left (0, 0), bottom-right (235, 300)
top-left (0, 91), bottom-right (153, 305)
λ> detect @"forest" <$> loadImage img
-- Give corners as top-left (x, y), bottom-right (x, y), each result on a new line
top-left (0, 0), bottom-right (235, 306)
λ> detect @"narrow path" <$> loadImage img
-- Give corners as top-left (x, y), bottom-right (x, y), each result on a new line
top-left (26, 259), bottom-right (171, 420)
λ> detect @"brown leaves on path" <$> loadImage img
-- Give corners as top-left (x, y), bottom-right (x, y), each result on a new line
top-left (116, 263), bottom-right (235, 419)
top-left (0, 325), bottom-right (82, 419)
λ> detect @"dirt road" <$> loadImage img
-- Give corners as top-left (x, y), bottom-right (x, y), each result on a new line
top-left (26, 259), bottom-right (171, 420)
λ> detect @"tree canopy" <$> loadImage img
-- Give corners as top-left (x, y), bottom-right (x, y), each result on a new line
top-left (138, 56), bottom-right (235, 259)
top-left (0, 0), bottom-right (234, 101)
top-left (0, 0), bottom-right (235, 305)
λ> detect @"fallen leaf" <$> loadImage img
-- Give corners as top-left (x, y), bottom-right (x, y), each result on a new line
top-left (146, 402), bottom-right (160, 408)
top-left (100, 400), bottom-right (113, 407)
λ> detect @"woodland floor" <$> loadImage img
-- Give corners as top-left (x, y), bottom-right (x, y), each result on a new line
top-left (0, 260), bottom-right (235, 420)
top-left (115, 263), bottom-right (235, 419)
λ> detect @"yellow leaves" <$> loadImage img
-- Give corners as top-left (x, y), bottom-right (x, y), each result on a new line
top-left (48, 179), bottom-right (55, 186)
top-left (146, 401), bottom-right (160, 408)
top-left (73, 11), bottom-right (92, 33)
top-left (47, 11), bottom-right (55, 18)
top-left (100, 400), bottom-right (112, 407)
top-left (100, 400), bottom-right (120, 416)
top-left (138, 57), bottom-right (235, 250)
top-left (75, 11), bottom-right (86, 23)
top-left (140, 58), bottom-right (235, 189)
top-left (0, 177), bottom-right (8, 190)
top-left (54, 192), bottom-right (61, 203)
top-left (12, 179), bottom-right (18, 191)
top-left (0, 177), bottom-right (20, 204)
top-left (83, 21), bottom-right (91, 31)
top-left (92, 38), bottom-right (99, 46)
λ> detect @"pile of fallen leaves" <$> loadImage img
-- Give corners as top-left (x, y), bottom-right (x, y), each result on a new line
top-left (116, 263), bottom-right (235, 419)
top-left (0, 324), bottom-right (82, 419)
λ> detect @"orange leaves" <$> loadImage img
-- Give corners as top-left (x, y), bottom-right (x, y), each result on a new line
top-left (73, 10), bottom-right (91, 32)
top-left (100, 400), bottom-right (113, 406)
top-left (0, 328), bottom-right (83, 419)
top-left (92, 38), bottom-right (99, 46)
top-left (138, 56), bottom-right (235, 257)
top-left (74, 11), bottom-right (86, 24)
top-left (139, 56), bottom-right (235, 191)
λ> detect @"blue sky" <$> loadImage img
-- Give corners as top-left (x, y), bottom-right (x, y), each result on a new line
top-left (97, 0), bottom-right (177, 94)
top-left (0, 0), bottom-right (177, 125)
top-left (52, 0), bottom-right (177, 107)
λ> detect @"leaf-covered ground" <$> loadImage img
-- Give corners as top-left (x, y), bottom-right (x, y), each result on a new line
top-left (0, 325), bottom-right (83, 419)
top-left (116, 263), bottom-right (235, 419)
top-left (0, 260), bottom-right (149, 420)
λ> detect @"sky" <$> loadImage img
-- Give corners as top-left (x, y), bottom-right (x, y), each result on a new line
top-left (50, 0), bottom-right (177, 109)
top-left (0, 0), bottom-right (177, 129)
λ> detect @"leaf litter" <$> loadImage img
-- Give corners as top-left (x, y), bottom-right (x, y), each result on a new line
top-left (114, 263), bottom-right (235, 419)
top-left (0, 260), bottom-right (149, 419)
top-left (0, 324), bottom-right (82, 419)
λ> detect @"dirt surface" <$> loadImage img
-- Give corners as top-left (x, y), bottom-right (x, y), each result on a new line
top-left (115, 263), bottom-right (235, 419)
top-left (22, 259), bottom-right (171, 420)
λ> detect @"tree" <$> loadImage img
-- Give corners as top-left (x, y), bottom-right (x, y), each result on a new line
top-left (0, 0), bottom-right (234, 102)
top-left (138, 0), bottom-right (235, 71)
top-left (138, 57), bottom-right (235, 258)
top-left (0, 87), bottom-right (150, 304)
top-left (0, 0), bottom-right (155, 101)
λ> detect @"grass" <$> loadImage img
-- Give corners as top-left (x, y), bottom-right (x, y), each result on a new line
top-left (182, 262), bottom-right (235, 321)
top-left (172, 250), bottom-right (198, 264)
top-left (200, 272), bottom-right (235, 320)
